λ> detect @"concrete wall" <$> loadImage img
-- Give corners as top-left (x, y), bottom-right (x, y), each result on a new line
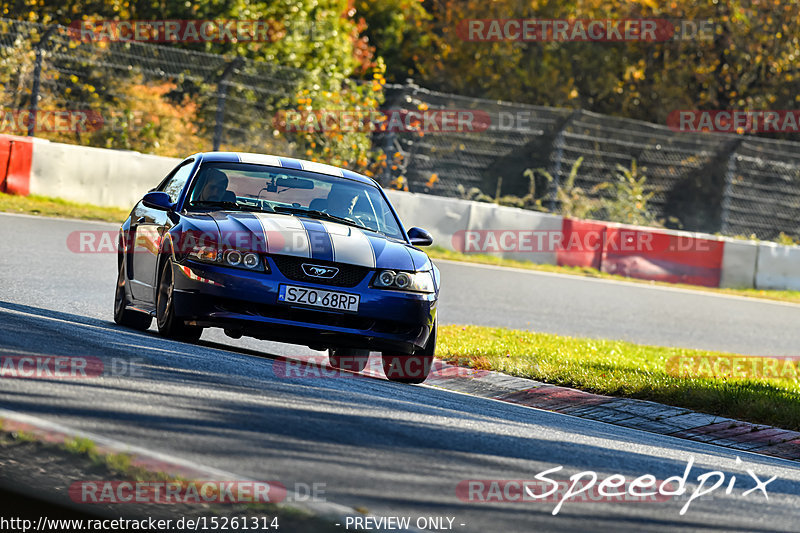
top-left (755, 242), bottom-right (800, 291)
top-left (719, 238), bottom-right (759, 289)
top-left (29, 140), bottom-right (180, 208)
top-left (385, 190), bottom-right (472, 251)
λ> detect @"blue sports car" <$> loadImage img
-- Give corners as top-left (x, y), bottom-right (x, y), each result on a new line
top-left (114, 152), bottom-right (439, 383)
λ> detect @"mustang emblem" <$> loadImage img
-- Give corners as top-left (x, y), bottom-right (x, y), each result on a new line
top-left (301, 264), bottom-right (339, 279)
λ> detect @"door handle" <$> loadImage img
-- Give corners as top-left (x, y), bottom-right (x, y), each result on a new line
top-left (136, 217), bottom-right (146, 223)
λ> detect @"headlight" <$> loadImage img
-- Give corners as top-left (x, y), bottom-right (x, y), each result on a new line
top-left (188, 246), bottom-right (266, 272)
top-left (225, 250), bottom-right (242, 266)
top-left (373, 270), bottom-right (434, 293)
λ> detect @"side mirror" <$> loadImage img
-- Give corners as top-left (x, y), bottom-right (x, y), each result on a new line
top-left (407, 227), bottom-right (433, 247)
top-left (142, 191), bottom-right (173, 211)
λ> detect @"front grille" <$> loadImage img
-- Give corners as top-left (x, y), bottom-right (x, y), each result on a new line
top-left (215, 299), bottom-right (374, 330)
top-left (270, 255), bottom-right (370, 287)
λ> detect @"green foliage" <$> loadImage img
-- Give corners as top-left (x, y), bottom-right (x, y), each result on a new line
top-left (594, 159), bottom-right (658, 226)
top-left (776, 232), bottom-right (800, 246)
top-left (534, 157), bottom-right (599, 219)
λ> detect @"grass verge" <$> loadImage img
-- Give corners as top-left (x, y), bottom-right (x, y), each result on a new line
top-left (0, 191), bottom-right (129, 223)
top-left (437, 324), bottom-right (800, 431)
top-left (0, 427), bottom-right (349, 530)
top-left (427, 246), bottom-right (800, 305)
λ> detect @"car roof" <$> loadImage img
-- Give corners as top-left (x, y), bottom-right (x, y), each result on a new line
top-left (191, 152), bottom-right (379, 187)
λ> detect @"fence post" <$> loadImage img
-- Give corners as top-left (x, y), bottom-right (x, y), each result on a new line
top-left (212, 57), bottom-right (244, 151)
top-left (720, 139), bottom-right (744, 235)
top-left (547, 109), bottom-right (580, 210)
top-left (28, 25), bottom-right (58, 137)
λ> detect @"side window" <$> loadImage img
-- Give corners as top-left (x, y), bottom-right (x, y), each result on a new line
top-left (159, 161), bottom-right (194, 203)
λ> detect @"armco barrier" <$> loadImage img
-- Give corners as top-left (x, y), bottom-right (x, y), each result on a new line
top-left (461, 203), bottom-right (564, 264)
top-left (29, 140), bottom-right (179, 208)
top-left (755, 242), bottom-right (800, 291)
top-left (719, 238), bottom-right (758, 289)
top-left (0, 134), bottom-right (34, 196)
top-left (601, 225), bottom-right (724, 287)
top-left (385, 190), bottom-right (472, 251)
top-left (556, 218), bottom-right (607, 269)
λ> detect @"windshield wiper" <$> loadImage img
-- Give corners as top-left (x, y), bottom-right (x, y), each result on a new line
top-left (188, 200), bottom-right (239, 210)
top-left (188, 200), bottom-right (273, 213)
top-left (272, 206), bottom-right (364, 229)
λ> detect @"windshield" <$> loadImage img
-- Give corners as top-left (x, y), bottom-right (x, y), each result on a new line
top-left (185, 162), bottom-right (404, 239)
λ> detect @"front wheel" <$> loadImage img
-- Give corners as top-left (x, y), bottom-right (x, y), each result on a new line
top-left (329, 348), bottom-right (370, 373)
top-left (382, 320), bottom-right (437, 384)
top-left (114, 262), bottom-right (152, 331)
top-left (156, 258), bottom-right (203, 342)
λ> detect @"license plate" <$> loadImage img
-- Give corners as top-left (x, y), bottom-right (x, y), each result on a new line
top-left (278, 285), bottom-right (360, 312)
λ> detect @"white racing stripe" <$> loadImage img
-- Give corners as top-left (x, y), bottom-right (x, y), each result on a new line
top-left (252, 212), bottom-right (311, 258)
top-left (300, 161), bottom-right (344, 177)
top-left (319, 220), bottom-right (376, 268)
top-left (238, 153), bottom-right (282, 167)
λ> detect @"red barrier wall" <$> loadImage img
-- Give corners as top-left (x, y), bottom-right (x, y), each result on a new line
top-left (601, 225), bottom-right (724, 287)
top-left (0, 134), bottom-right (33, 196)
top-left (0, 136), bottom-right (10, 193)
top-left (556, 218), bottom-right (607, 269)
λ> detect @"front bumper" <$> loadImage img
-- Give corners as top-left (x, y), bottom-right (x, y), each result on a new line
top-left (171, 258), bottom-right (437, 353)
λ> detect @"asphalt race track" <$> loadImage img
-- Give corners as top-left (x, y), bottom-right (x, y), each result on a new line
top-left (2, 212), bottom-right (800, 532)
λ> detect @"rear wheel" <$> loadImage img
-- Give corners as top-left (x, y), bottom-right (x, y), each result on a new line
top-left (156, 258), bottom-right (203, 342)
top-left (328, 348), bottom-right (370, 373)
top-left (114, 262), bottom-right (152, 331)
top-left (382, 320), bottom-right (437, 384)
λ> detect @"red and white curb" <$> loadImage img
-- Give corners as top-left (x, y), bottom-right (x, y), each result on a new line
top-left (423, 362), bottom-right (800, 461)
top-left (0, 406), bottom-right (423, 531)
top-left (273, 353), bottom-right (800, 461)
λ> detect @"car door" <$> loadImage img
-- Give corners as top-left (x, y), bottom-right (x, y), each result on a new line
top-left (129, 160), bottom-right (195, 302)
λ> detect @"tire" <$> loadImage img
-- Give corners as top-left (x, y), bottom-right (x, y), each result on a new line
top-left (114, 261), bottom-right (152, 331)
top-left (381, 320), bottom-right (437, 384)
top-left (156, 258), bottom-right (203, 342)
top-left (329, 348), bottom-right (370, 373)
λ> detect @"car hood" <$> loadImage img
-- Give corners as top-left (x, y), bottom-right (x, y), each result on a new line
top-left (179, 211), bottom-right (432, 271)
